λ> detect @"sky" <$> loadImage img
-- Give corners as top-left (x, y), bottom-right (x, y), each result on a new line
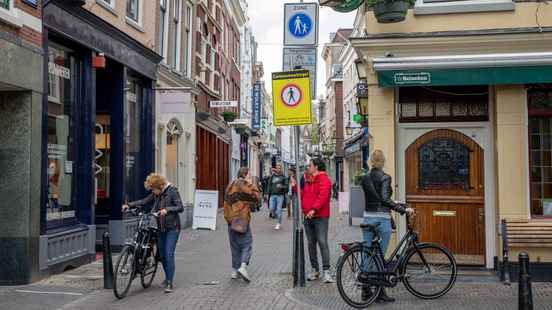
top-left (248, 1), bottom-right (356, 98)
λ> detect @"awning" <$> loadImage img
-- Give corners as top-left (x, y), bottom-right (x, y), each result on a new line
top-left (373, 52), bottom-right (552, 87)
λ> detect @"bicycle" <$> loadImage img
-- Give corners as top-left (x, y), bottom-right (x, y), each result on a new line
top-left (336, 210), bottom-right (457, 308)
top-left (113, 209), bottom-right (160, 299)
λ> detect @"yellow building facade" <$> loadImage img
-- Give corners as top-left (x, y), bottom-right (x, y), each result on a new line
top-left (351, 2), bottom-right (552, 274)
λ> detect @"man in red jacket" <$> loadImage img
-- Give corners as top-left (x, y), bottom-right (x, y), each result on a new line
top-left (301, 158), bottom-right (334, 283)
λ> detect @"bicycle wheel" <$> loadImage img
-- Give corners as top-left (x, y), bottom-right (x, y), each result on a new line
top-left (401, 243), bottom-right (457, 299)
top-left (140, 243), bottom-right (158, 289)
top-left (113, 246), bottom-right (135, 299)
top-left (336, 245), bottom-right (384, 308)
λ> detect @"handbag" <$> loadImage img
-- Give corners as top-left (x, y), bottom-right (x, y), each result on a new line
top-left (230, 217), bottom-right (248, 234)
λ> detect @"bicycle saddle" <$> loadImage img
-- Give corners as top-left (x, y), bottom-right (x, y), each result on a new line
top-left (359, 223), bottom-right (380, 231)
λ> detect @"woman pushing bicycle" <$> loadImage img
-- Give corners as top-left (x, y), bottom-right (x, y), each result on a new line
top-left (122, 173), bottom-right (184, 293)
top-left (360, 150), bottom-right (415, 303)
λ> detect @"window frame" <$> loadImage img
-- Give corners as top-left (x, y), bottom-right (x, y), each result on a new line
top-left (172, 0), bottom-right (182, 72)
top-left (184, 2), bottom-right (193, 77)
top-left (159, 0), bottom-right (169, 62)
top-left (126, 0), bottom-right (142, 27)
top-left (527, 87), bottom-right (552, 219)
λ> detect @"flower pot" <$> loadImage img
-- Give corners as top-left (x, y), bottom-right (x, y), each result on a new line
top-left (372, 0), bottom-right (410, 23)
top-left (222, 113), bottom-right (236, 122)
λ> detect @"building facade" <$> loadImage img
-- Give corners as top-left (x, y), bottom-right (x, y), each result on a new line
top-left (155, 0), bottom-right (197, 229)
top-left (0, 0), bottom-right (162, 284)
top-left (194, 0), bottom-right (244, 206)
top-left (0, 0), bottom-right (44, 285)
top-left (350, 2), bottom-right (552, 272)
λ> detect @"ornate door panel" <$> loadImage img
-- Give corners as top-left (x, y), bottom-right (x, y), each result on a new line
top-left (406, 129), bottom-right (485, 265)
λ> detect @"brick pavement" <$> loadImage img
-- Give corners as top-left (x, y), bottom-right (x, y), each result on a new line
top-left (3, 203), bottom-right (552, 310)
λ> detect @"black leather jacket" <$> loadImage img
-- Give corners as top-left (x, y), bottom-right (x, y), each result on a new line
top-left (361, 168), bottom-right (406, 215)
top-left (129, 185), bottom-right (184, 232)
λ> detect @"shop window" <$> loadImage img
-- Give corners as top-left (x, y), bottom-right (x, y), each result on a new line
top-left (528, 88), bottom-right (552, 217)
top-left (418, 138), bottom-right (470, 191)
top-left (47, 43), bottom-right (77, 227)
top-left (399, 86), bottom-right (489, 123)
top-left (124, 75), bottom-right (143, 203)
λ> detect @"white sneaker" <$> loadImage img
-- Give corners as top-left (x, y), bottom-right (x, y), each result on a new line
top-left (307, 269), bottom-right (320, 281)
top-left (231, 270), bottom-right (238, 279)
top-left (323, 270), bottom-right (335, 283)
top-left (275, 223), bottom-right (281, 230)
top-left (238, 263), bottom-right (250, 282)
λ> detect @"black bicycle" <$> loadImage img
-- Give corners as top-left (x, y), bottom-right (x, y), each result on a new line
top-left (113, 209), bottom-right (160, 299)
top-left (336, 211), bottom-right (457, 308)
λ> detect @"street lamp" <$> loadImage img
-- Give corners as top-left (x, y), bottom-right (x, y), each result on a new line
top-left (355, 57), bottom-right (368, 81)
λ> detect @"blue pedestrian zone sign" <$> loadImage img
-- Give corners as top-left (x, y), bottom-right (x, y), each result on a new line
top-left (288, 13), bottom-right (312, 38)
top-left (284, 3), bottom-right (318, 46)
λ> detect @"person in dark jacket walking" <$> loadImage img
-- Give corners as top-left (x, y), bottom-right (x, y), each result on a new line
top-left (301, 158), bottom-right (334, 283)
top-left (267, 164), bottom-right (289, 230)
top-left (123, 173), bottom-right (185, 293)
top-left (360, 150), bottom-right (414, 303)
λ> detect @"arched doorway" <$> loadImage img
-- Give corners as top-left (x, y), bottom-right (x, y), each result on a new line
top-left (405, 129), bottom-right (485, 265)
top-left (165, 119), bottom-right (183, 187)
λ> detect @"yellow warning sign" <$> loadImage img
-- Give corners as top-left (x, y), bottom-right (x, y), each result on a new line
top-left (272, 70), bottom-right (312, 126)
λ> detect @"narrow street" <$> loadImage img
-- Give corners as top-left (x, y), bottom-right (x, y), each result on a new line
top-left (2, 204), bottom-right (552, 310)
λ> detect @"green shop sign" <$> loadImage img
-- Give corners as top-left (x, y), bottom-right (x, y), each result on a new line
top-left (378, 66), bottom-right (552, 88)
top-left (319, 0), bottom-right (364, 12)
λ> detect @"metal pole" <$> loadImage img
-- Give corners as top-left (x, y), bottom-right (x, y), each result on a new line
top-left (518, 252), bottom-right (533, 310)
top-left (293, 125), bottom-right (306, 287)
top-left (102, 232), bottom-right (114, 289)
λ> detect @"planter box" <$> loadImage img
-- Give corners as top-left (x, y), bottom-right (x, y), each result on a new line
top-left (373, 1), bottom-right (410, 23)
top-left (348, 186), bottom-right (365, 226)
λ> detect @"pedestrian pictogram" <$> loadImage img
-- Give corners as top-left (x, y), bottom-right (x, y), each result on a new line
top-left (284, 3), bottom-right (318, 46)
top-left (289, 13), bottom-right (312, 38)
top-left (272, 70), bottom-right (312, 126)
top-left (281, 84), bottom-right (302, 107)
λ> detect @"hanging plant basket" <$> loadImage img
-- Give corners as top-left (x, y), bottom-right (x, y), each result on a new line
top-left (220, 111), bottom-right (236, 122)
top-left (369, 0), bottom-right (413, 23)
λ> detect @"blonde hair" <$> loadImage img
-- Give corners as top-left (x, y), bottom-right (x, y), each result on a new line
top-left (238, 167), bottom-right (249, 179)
top-left (144, 173), bottom-right (167, 191)
top-left (370, 150), bottom-right (386, 169)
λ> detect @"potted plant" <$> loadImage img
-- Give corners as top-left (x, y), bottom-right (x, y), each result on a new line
top-left (366, 0), bottom-right (415, 23)
top-left (220, 111), bottom-right (236, 122)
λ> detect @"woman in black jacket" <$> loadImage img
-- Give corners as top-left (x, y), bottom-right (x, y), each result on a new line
top-left (361, 150), bottom-right (414, 303)
top-left (123, 173), bottom-right (184, 293)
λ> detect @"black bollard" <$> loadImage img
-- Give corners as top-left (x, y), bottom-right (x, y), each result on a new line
top-left (518, 252), bottom-right (533, 310)
top-left (103, 232), bottom-right (114, 289)
top-left (298, 229), bottom-right (306, 287)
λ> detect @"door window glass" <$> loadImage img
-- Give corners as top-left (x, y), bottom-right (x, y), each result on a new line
top-left (124, 75), bottom-right (143, 203)
top-left (418, 138), bottom-right (470, 190)
top-left (528, 88), bottom-right (552, 216)
top-left (47, 43), bottom-right (76, 227)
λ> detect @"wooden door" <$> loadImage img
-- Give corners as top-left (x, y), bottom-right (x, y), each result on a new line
top-left (406, 129), bottom-right (485, 265)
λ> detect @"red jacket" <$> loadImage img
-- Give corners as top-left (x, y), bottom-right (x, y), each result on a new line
top-left (301, 171), bottom-right (331, 218)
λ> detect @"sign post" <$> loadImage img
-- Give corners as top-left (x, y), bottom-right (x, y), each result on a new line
top-left (272, 69), bottom-right (312, 287)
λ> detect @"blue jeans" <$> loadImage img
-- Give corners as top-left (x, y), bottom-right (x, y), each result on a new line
top-left (228, 225), bottom-right (253, 270)
top-left (361, 217), bottom-right (392, 254)
top-left (158, 229), bottom-right (180, 282)
top-left (269, 195), bottom-right (284, 224)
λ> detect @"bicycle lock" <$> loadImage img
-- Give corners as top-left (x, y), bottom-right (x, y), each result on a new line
top-left (518, 252), bottom-right (533, 310)
top-left (102, 232), bottom-right (114, 289)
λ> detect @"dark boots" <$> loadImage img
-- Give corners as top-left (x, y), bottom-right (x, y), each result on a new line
top-left (376, 289), bottom-right (395, 303)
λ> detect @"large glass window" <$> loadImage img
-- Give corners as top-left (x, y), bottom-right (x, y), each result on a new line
top-left (124, 74), bottom-right (143, 203)
top-left (418, 138), bottom-right (470, 191)
top-left (172, 0), bottom-right (182, 71)
top-left (159, 0), bottom-right (168, 60)
top-left (0, 0), bottom-right (10, 10)
top-left (47, 43), bottom-right (77, 227)
top-left (528, 88), bottom-right (552, 217)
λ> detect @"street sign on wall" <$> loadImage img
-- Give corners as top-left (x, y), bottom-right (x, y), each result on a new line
top-left (210, 100), bottom-right (238, 108)
top-left (252, 82), bottom-right (262, 130)
top-left (272, 70), bottom-right (312, 126)
top-left (283, 47), bottom-right (317, 98)
top-left (283, 3), bottom-right (319, 46)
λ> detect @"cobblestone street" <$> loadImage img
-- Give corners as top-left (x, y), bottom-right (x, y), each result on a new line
top-left (2, 204), bottom-right (552, 310)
